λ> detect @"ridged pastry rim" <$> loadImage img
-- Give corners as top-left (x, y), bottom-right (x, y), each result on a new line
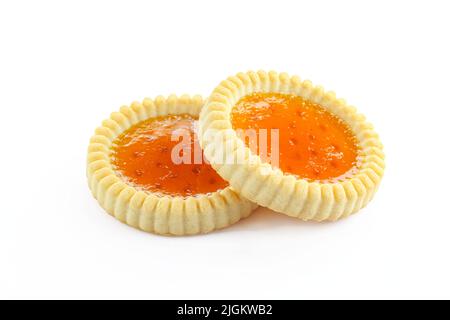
top-left (199, 71), bottom-right (385, 221)
top-left (87, 94), bottom-right (256, 236)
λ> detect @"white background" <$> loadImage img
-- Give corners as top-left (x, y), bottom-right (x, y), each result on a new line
top-left (1, 0), bottom-right (449, 300)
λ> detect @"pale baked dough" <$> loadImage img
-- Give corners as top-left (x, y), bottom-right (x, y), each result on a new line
top-left (87, 95), bottom-right (256, 235)
top-left (199, 71), bottom-right (385, 221)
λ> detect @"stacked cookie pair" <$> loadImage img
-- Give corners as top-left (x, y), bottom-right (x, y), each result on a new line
top-left (87, 71), bottom-right (384, 235)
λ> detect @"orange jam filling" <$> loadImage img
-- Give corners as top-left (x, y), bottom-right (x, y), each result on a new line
top-left (231, 93), bottom-right (359, 182)
top-left (112, 114), bottom-right (228, 197)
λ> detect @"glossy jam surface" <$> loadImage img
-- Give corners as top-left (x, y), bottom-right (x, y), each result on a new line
top-left (112, 114), bottom-right (228, 197)
top-left (231, 93), bottom-right (359, 182)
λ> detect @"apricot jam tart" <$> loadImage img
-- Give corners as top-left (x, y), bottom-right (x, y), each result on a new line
top-left (199, 71), bottom-right (385, 221)
top-left (87, 95), bottom-right (255, 236)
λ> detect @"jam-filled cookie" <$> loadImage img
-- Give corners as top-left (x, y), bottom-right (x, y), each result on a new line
top-left (199, 71), bottom-right (384, 221)
top-left (87, 95), bottom-right (256, 235)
